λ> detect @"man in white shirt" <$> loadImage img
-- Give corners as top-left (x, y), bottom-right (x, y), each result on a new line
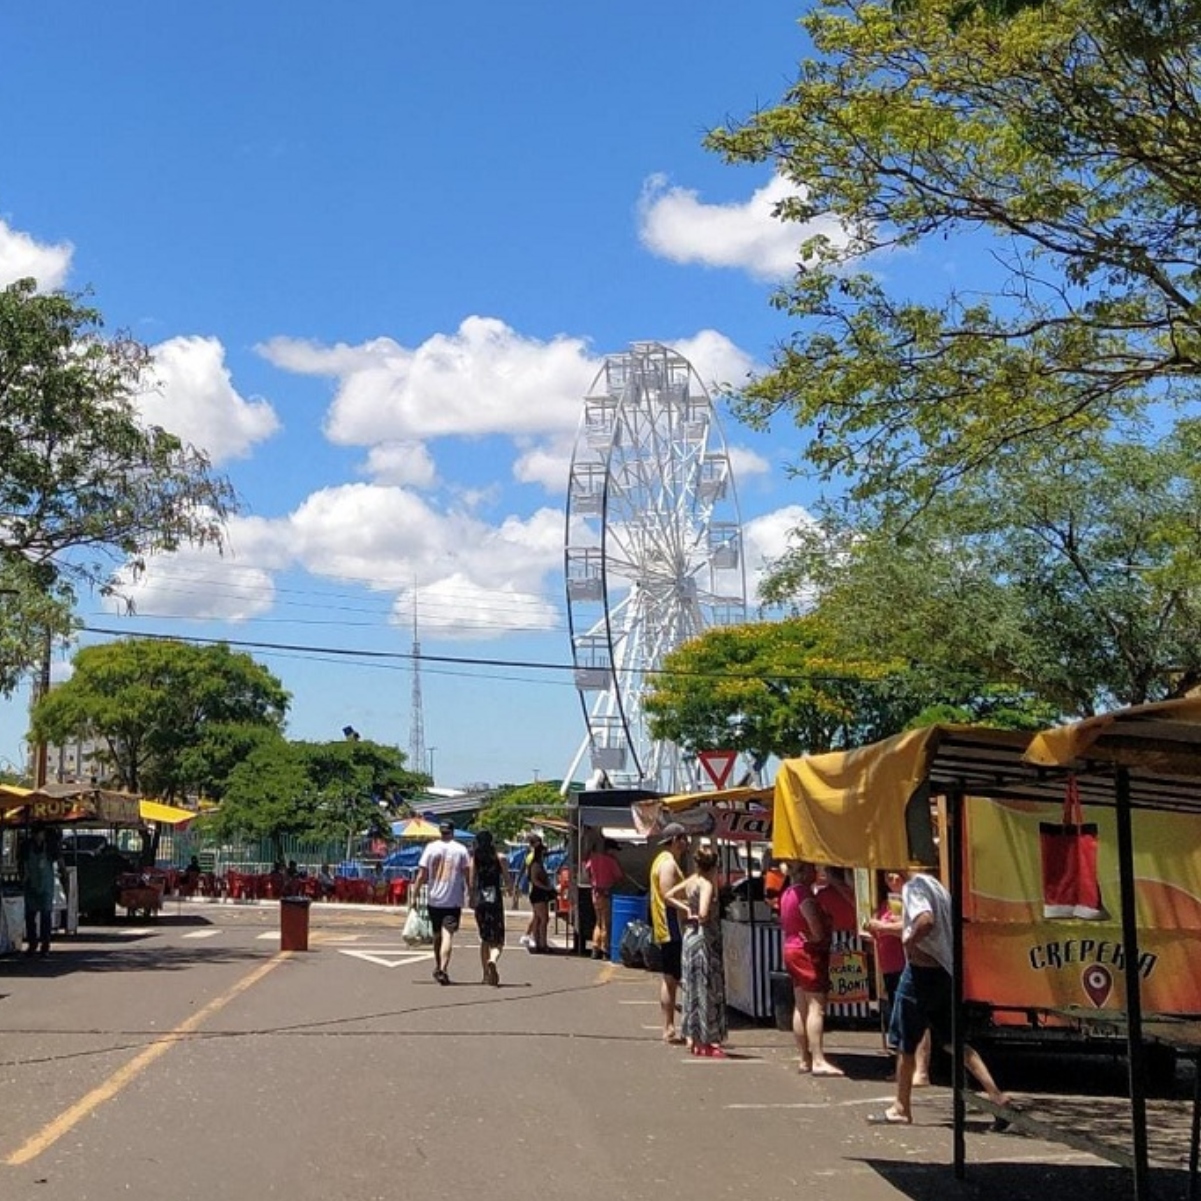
top-left (412, 822), bottom-right (471, 985)
top-left (868, 870), bottom-right (1010, 1127)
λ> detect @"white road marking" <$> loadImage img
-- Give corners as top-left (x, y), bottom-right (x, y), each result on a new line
top-left (338, 949), bottom-right (436, 969)
top-left (619, 1000), bottom-right (658, 1006)
top-left (181, 930), bottom-right (223, 940)
top-left (123, 928), bottom-right (154, 936)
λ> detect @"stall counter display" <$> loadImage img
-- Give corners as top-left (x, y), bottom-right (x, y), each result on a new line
top-left (722, 917), bottom-right (783, 1020)
top-left (0, 894), bottom-right (24, 954)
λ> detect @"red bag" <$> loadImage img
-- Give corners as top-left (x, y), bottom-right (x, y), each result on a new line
top-left (1039, 777), bottom-right (1106, 920)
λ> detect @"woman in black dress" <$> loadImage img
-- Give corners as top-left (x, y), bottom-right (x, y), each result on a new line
top-left (469, 830), bottom-right (510, 986)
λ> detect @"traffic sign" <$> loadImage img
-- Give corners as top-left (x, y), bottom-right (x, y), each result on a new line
top-left (698, 749), bottom-right (738, 789)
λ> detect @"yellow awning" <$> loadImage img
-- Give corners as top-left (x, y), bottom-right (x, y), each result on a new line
top-left (140, 799), bottom-right (197, 826)
top-left (657, 785), bottom-right (774, 811)
top-left (772, 727), bottom-right (944, 869)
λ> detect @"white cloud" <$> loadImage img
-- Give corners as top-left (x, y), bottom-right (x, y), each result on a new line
top-left (667, 330), bottom-right (758, 394)
top-left (512, 434), bottom-right (576, 494)
top-left (0, 219), bottom-right (72, 290)
top-left (143, 336), bottom-right (280, 463)
top-left (363, 441), bottom-right (438, 489)
top-left (259, 317), bottom-right (597, 444)
top-left (638, 173), bottom-right (848, 281)
top-left (394, 574), bottom-right (560, 640)
top-left (108, 542), bottom-right (278, 621)
top-left (726, 444), bottom-right (771, 483)
top-left (743, 504), bottom-right (816, 604)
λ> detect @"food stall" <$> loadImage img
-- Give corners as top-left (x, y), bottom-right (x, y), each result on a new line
top-left (0, 782), bottom-right (147, 937)
top-left (632, 786), bottom-right (781, 1019)
top-left (771, 715), bottom-right (1201, 1200)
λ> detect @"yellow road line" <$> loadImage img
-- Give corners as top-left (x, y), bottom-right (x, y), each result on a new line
top-left (5, 952), bottom-right (290, 1166)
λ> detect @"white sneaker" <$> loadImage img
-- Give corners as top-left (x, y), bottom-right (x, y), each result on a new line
top-left (519, 935), bottom-right (533, 950)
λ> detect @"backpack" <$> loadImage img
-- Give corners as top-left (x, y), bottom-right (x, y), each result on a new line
top-left (619, 919), bottom-right (652, 969)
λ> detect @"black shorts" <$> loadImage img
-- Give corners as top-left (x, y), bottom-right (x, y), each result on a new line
top-left (658, 939), bottom-right (683, 981)
top-left (427, 906), bottom-right (461, 936)
top-left (529, 885), bottom-right (556, 905)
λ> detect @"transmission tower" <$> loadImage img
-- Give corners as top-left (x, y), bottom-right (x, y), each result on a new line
top-left (408, 599), bottom-right (428, 779)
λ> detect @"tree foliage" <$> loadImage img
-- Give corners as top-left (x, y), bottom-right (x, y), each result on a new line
top-left (208, 737), bottom-right (425, 850)
top-left (476, 781), bottom-right (566, 844)
top-left (643, 615), bottom-right (1023, 759)
top-left (31, 638), bottom-right (289, 798)
top-left (0, 279), bottom-right (236, 689)
top-left (765, 422), bottom-right (1201, 715)
top-left (707, 0), bottom-right (1201, 512)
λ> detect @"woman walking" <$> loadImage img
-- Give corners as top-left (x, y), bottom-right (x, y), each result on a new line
top-left (665, 845), bottom-right (727, 1057)
top-left (781, 860), bottom-right (843, 1076)
top-left (468, 830), bottom-right (510, 986)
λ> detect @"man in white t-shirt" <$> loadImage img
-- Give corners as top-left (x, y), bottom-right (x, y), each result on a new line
top-left (868, 870), bottom-right (1010, 1127)
top-left (412, 822), bottom-right (471, 985)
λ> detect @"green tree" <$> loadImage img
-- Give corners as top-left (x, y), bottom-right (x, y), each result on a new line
top-left (476, 781), bottom-right (566, 843)
top-left (765, 423), bottom-right (1201, 716)
top-left (31, 638), bottom-right (289, 798)
top-left (644, 616), bottom-right (982, 759)
top-left (707, 0), bottom-right (1201, 512)
top-left (209, 737), bottom-right (425, 855)
top-left (0, 279), bottom-right (235, 690)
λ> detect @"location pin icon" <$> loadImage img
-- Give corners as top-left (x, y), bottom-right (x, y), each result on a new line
top-left (1082, 963), bottom-right (1113, 1008)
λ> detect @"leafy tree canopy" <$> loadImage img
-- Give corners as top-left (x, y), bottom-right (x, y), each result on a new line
top-left (707, 0), bottom-right (1201, 513)
top-left (0, 279), bottom-right (235, 690)
top-left (643, 615), bottom-right (1029, 759)
top-left (764, 421), bottom-right (1201, 715)
top-left (209, 736), bottom-right (425, 851)
top-left (476, 781), bottom-right (567, 844)
top-left (31, 637), bottom-right (289, 798)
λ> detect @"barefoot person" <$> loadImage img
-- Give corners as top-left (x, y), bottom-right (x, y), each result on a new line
top-left (649, 822), bottom-right (689, 1044)
top-left (868, 868), bottom-right (1010, 1126)
top-left (412, 821), bottom-right (471, 985)
top-left (780, 861), bottom-right (843, 1076)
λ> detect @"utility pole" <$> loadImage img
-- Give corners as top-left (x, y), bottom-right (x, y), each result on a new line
top-left (32, 627), bottom-right (51, 789)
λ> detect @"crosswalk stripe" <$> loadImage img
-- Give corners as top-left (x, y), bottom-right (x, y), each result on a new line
top-left (181, 930), bottom-right (223, 940)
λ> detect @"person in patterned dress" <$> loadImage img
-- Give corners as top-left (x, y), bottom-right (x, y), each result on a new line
top-left (665, 845), bottom-right (727, 1057)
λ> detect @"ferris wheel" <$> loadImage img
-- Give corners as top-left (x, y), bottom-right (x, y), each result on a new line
top-left (562, 342), bottom-right (748, 795)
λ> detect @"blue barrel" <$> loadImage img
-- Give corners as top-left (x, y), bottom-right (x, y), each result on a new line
top-left (610, 893), bottom-right (649, 964)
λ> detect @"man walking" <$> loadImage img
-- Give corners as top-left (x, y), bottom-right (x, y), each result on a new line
top-left (649, 822), bottom-right (688, 1044)
top-left (868, 868), bottom-right (1011, 1126)
top-left (412, 821), bottom-right (471, 985)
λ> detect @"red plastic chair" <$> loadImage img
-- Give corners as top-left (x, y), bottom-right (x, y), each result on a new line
top-left (388, 879), bottom-right (408, 906)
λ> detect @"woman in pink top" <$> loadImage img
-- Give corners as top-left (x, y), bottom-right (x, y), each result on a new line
top-left (779, 861), bottom-right (842, 1077)
top-left (584, 840), bottom-right (624, 960)
top-left (863, 869), bottom-right (930, 1084)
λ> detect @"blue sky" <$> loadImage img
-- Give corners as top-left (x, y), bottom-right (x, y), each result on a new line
top-left (0, 4), bottom-right (856, 788)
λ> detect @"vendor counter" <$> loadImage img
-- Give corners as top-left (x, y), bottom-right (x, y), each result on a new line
top-left (0, 870), bottom-right (77, 954)
top-left (722, 915), bottom-right (875, 1023)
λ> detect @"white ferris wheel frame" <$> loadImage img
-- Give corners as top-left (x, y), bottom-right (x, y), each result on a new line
top-left (562, 342), bottom-right (748, 795)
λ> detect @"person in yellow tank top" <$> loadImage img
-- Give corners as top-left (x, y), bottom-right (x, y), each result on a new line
top-left (649, 822), bottom-right (689, 1044)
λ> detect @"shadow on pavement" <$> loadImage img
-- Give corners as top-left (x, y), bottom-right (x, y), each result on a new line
top-left (0, 942), bottom-right (266, 978)
top-left (860, 1157), bottom-right (1191, 1201)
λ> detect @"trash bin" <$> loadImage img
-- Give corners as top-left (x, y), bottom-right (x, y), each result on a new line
top-left (280, 896), bottom-right (312, 951)
top-left (610, 893), bottom-right (649, 965)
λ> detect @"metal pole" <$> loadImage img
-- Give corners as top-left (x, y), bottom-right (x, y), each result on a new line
top-left (32, 627), bottom-right (51, 788)
top-left (1115, 766), bottom-right (1150, 1200)
top-left (948, 784), bottom-right (967, 1179)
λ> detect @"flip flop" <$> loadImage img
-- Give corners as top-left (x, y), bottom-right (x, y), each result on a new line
top-left (866, 1110), bottom-right (912, 1126)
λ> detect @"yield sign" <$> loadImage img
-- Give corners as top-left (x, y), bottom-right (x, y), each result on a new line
top-left (698, 749), bottom-right (738, 789)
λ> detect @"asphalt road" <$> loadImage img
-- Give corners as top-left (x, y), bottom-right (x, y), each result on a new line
top-left (0, 901), bottom-right (1193, 1201)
